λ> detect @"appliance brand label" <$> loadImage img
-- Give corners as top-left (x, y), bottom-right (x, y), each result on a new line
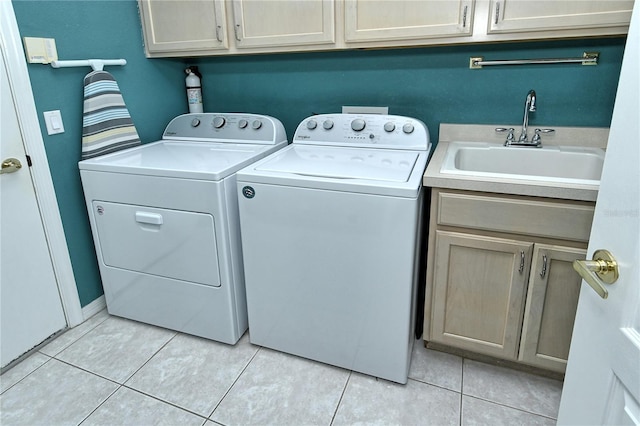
top-left (242, 186), bottom-right (255, 199)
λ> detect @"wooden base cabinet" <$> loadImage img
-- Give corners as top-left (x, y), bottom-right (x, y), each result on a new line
top-left (425, 189), bottom-right (594, 373)
top-left (431, 231), bottom-right (532, 359)
top-left (519, 245), bottom-right (585, 373)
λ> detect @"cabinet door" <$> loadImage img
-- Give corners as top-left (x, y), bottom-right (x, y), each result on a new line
top-left (431, 231), bottom-right (533, 359)
top-left (139, 0), bottom-right (228, 55)
top-left (231, 0), bottom-right (335, 48)
top-left (488, 0), bottom-right (634, 34)
top-left (345, 0), bottom-right (474, 43)
top-left (519, 244), bottom-right (585, 372)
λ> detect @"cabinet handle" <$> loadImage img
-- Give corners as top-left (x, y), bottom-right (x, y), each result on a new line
top-left (462, 5), bottom-right (468, 28)
top-left (215, 25), bottom-right (223, 42)
top-left (494, 2), bottom-right (501, 25)
top-left (519, 250), bottom-right (525, 274)
top-left (234, 24), bottom-right (242, 41)
top-left (540, 254), bottom-right (548, 278)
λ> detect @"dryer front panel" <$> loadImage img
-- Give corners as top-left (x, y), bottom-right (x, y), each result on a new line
top-left (91, 201), bottom-right (221, 287)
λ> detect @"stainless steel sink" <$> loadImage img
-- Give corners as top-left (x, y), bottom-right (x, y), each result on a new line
top-left (440, 142), bottom-right (605, 184)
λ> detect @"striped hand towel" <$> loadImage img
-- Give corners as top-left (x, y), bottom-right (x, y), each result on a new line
top-left (81, 70), bottom-right (141, 160)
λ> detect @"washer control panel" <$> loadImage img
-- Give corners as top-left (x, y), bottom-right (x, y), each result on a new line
top-left (293, 114), bottom-right (430, 151)
top-left (162, 113), bottom-right (286, 144)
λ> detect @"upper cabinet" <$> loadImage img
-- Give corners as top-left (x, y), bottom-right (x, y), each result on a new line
top-left (139, 0), bottom-right (229, 55)
top-left (138, 0), bottom-right (634, 58)
top-left (488, 0), bottom-right (634, 34)
top-left (344, 0), bottom-right (473, 43)
top-left (232, 0), bottom-right (335, 49)
top-left (140, 0), bottom-right (336, 57)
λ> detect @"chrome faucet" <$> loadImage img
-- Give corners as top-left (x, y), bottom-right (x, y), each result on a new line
top-left (519, 89), bottom-right (536, 142)
top-left (500, 89), bottom-right (552, 147)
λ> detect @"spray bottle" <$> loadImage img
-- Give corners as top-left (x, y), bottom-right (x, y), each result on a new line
top-left (185, 66), bottom-right (203, 113)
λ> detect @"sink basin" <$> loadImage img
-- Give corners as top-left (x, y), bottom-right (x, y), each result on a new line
top-left (440, 142), bottom-right (605, 185)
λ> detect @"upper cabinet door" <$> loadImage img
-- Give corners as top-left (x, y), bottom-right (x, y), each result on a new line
top-left (231, 0), bottom-right (335, 48)
top-left (139, 0), bottom-right (228, 55)
top-left (488, 0), bottom-right (634, 34)
top-left (345, 0), bottom-right (474, 43)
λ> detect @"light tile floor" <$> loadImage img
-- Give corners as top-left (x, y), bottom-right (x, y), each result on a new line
top-left (1, 310), bottom-right (562, 425)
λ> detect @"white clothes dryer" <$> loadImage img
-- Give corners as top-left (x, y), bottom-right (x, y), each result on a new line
top-left (236, 113), bottom-right (431, 383)
top-left (79, 113), bottom-right (287, 344)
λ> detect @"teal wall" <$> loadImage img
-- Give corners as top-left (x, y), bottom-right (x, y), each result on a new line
top-left (13, 0), bottom-right (626, 307)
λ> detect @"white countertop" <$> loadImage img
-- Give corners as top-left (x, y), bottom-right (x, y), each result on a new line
top-left (423, 124), bottom-right (609, 202)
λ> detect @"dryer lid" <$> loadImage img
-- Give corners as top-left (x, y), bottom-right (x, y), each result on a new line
top-left (78, 140), bottom-right (285, 180)
top-left (255, 145), bottom-right (419, 182)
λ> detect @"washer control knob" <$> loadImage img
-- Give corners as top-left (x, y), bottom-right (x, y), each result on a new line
top-left (213, 116), bottom-right (226, 128)
top-left (323, 120), bottom-right (334, 130)
top-left (191, 118), bottom-right (201, 127)
top-left (306, 120), bottom-right (318, 130)
top-left (238, 119), bottom-right (248, 129)
top-left (402, 123), bottom-right (415, 134)
top-left (252, 120), bottom-right (262, 130)
top-left (351, 119), bottom-right (366, 132)
top-left (383, 122), bottom-right (395, 132)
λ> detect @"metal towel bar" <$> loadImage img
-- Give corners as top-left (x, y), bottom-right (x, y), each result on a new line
top-left (470, 52), bottom-right (599, 69)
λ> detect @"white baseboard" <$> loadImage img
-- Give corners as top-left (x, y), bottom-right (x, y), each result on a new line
top-left (81, 295), bottom-right (106, 321)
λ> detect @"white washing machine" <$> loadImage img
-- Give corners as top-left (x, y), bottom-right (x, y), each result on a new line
top-left (79, 113), bottom-right (287, 344)
top-left (236, 113), bottom-right (431, 383)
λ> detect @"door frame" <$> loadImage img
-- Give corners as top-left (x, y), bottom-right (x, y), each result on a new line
top-left (1, 1), bottom-right (82, 327)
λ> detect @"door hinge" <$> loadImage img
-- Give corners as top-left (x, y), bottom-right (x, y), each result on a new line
top-left (26, 155), bottom-right (33, 167)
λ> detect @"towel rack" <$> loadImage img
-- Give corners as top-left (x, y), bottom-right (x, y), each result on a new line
top-left (50, 59), bottom-right (126, 71)
top-left (469, 52), bottom-right (599, 69)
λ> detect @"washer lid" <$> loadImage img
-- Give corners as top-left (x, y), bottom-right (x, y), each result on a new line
top-left (239, 144), bottom-right (428, 197)
top-left (256, 145), bottom-right (419, 182)
top-left (78, 139), bottom-right (286, 180)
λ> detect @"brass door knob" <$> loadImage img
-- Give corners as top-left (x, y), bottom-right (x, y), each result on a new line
top-left (573, 249), bottom-right (619, 299)
top-left (0, 158), bottom-right (22, 174)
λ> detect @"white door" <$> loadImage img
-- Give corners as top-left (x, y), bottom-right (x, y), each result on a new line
top-left (557, 1), bottom-right (640, 424)
top-left (0, 48), bottom-right (67, 368)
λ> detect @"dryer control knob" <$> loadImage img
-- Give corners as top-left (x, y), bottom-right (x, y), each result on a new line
top-left (252, 120), bottom-right (262, 130)
top-left (213, 116), bottom-right (226, 128)
top-left (238, 119), bottom-right (248, 129)
top-left (402, 123), bottom-right (415, 134)
top-left (323, 120), bottom-right (334, 130)
top-left (351, 119), bottom-right (366, 132)
top-left (191, 118), bottom-right (201, 127)
top-left (307, 120), bottom-right (318, 130)
top-left (384, 122), bottom-right (395, 132)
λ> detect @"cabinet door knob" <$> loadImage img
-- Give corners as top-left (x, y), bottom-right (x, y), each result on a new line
top-left (573, 249), bottom-right (619, 299)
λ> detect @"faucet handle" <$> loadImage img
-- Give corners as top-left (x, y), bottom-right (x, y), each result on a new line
top-left (495, 127), bottom-right (515, 144)
top-left (532, 128), bottom-right (555, 143)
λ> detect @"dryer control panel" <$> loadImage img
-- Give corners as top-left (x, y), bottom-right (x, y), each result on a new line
top-left (293, 114), bottom-right (430, 151)
top-left (163, 113), bottom-right (287, 145)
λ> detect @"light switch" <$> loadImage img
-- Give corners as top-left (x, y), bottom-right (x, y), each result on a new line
top-left (43, 110), bottom-right (65, 135)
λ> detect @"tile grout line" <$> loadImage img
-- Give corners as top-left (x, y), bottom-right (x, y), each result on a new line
top-left (329, 371), bottom-right (353, 426)
top-left (461, 394), bottom-right (559, 421)
top-left (460, 358), bottom-right (465, 425)
top-left (205, 343), bottom-right (264, 421)
top-left (0, 353), bottom-right (54, 396)
top-left (76, 383), bottom-right (122, 426)
top-left (38, 311), bottom-right (111, 358)
top-left (54, 331), bottom-right (210, 425)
